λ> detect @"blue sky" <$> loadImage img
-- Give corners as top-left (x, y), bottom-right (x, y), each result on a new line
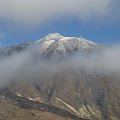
top-left (0, 0), bottom-right (119, 47)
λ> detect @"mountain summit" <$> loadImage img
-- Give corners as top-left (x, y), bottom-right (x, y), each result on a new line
top-left (35, 33), bottom-right (98, 56)
top-left (0, 33), bottom-right (98, 59)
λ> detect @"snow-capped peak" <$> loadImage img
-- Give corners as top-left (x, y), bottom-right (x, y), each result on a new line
top-left (44, 33), bottom-right (63, 40)
top-left (35, 33), bottom-right (63, 43)
top-left (0, 33), bottom-right (98, 58)
top-left (35, 33), bottom-right (98, 56)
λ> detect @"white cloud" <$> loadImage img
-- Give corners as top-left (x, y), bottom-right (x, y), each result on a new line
top-left (0, 44), bottom-right (120, 88)
top-left (0, 0), bottom-right (117, 26)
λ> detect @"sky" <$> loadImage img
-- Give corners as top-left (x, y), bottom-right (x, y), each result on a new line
top-left (0, 0), bottom-right (120, 47)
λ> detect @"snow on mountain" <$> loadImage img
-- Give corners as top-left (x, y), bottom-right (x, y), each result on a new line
top-left (0, 33), bottom-right (98, 58)
top-left (35, 33), bottom-right (98, 56)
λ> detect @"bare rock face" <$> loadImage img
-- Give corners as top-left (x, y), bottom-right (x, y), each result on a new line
top-left (0, 33), bottom-right (120, 120)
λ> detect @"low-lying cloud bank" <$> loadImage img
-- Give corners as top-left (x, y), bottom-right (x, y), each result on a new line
top-left (0, 0), bottom-right (118, 25)
top-left (0, 44), bottom-right (120, 87)
top-left (70, 45), bottom-right (120, 74)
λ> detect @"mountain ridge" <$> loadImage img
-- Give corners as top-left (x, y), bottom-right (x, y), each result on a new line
top-left (0, 33), bottom-right (98, 59)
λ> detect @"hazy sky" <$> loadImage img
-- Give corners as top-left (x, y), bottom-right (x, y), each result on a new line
top-left (0, 0), bottom-right (120, 47)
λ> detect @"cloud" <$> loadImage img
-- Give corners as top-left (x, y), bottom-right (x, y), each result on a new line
top-left (0, 0), bottom-right (118, 26)
top-left (0, 44), bottom-right (120, 88)
top-left (69, 45), bottom-right (120, 74)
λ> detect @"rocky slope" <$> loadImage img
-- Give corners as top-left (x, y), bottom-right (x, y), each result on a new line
top-left (0, 96), bottom-right (74, 120)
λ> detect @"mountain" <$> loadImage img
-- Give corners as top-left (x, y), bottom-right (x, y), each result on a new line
top-left (0, 33), bottom-right (120, 120)
top-left (35, 33), bottom-right (98, 58)
top-left (0, 33), bottom-right (98, 58)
